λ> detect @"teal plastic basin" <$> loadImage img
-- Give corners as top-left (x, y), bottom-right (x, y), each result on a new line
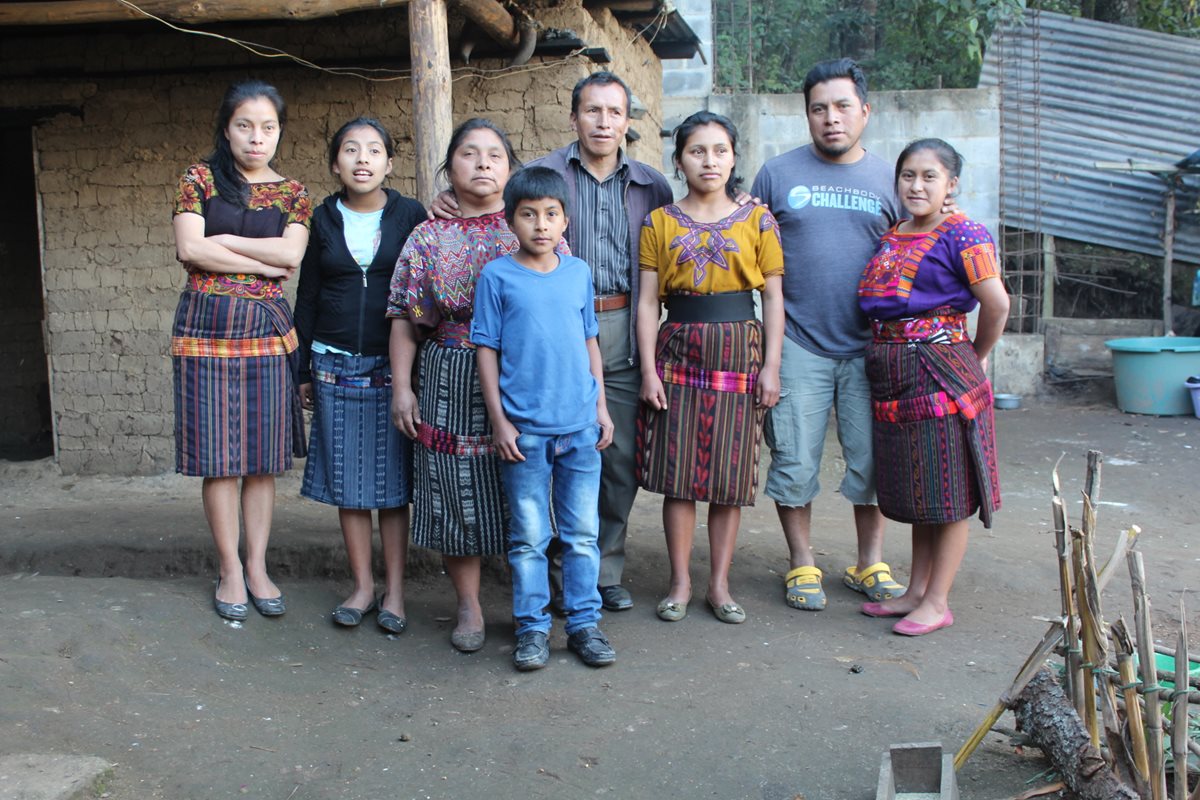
top-left (1105, 337), bottom-right (1200, 415)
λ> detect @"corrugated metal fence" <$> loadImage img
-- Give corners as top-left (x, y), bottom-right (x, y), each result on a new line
top-left (979, 9), bottom-right (1200, 266)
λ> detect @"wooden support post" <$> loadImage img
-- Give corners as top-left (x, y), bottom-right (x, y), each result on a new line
top-left (1042, 233), bottom-right (1056, 323)
top-left (409, 0), bottom-right (453, 206)
top-left (1163, 187), bottom-right (1176, 335)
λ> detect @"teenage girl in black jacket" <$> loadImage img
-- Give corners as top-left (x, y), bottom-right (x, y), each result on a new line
top-left (294, 117), bottom-right (425, 634)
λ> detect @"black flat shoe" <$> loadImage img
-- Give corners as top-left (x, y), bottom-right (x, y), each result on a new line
top-left (376, 594), bottom-right (407, 634)
top-left (245, 574), bottom-right (286, 617)
top-left (332, 598), bottom-right (377, 627)
top-left (213, 578), bottom-right (248, 622)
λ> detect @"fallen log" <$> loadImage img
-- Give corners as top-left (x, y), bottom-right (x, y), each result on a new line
top-left (1009, 667), bottom-right (1139, 800)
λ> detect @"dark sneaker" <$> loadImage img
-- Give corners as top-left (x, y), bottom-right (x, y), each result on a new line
top-left (599, 585), bottom-right (633, 611)
top-left (513, 631), bottom-right (550, 671)
top-left (567, 626), bottom-right (616, 667)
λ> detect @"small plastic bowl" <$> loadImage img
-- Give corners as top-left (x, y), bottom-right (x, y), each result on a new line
top-left (993, 393), bottom-right (1021, 410)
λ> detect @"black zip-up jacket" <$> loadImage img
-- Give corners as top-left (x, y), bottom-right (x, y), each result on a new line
top-left (294, 189), bottom-right (425, 383)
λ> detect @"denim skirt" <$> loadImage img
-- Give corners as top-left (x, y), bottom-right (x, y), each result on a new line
top-left (301, 350), bottom-right (412, 509)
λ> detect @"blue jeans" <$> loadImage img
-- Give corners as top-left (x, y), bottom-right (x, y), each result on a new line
top-left (501, 425), bottom-right (603, 636)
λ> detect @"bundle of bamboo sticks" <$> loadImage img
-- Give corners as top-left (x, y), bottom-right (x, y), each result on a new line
top-left (955, 450), bottom-right (1197, 800)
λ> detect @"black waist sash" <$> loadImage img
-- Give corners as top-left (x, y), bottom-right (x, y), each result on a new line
top-left (665, 291), bottom-right (755, 324)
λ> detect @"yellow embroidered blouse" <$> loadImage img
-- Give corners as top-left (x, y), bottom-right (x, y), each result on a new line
top-left (639, 203), bottom-right (784, 300)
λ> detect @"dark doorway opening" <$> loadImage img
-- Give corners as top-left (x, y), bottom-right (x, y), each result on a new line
top-left (0, 126), bottom-right (52, 460)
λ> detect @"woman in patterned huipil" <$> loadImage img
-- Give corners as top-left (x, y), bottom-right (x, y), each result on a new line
top-left (387, 119), bottom-right (529, 653)
top-left (636, 112), bottom-right (785, 626)
top-left (857, 138), bottom-right (1010, 636)
top-left (171, 80), bottom-right (312, 622)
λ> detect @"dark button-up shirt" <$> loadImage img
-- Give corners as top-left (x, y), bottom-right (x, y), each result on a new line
top-left (566, 141), bottom-right (632, 295)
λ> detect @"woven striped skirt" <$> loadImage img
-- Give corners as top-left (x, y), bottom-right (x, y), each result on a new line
top-left (637, 319), bottom-right (765, 506)
top-left (172, 290), bottom-right (305, 477)
top-left (865, 339), bottom-right (1001, 527)
top-left (301, 350), bottom-right (412, 509)
top-left (411, 342), bottom-right (507, 556)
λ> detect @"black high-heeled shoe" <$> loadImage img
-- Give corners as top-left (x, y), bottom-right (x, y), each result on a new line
top-left (213, 577), bottom-right (248, 622)
top-left (245, 574), bottom-right (286, 617)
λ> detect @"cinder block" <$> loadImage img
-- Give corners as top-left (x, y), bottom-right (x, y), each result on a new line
top-left (876, 742), bottom-right (959, 800)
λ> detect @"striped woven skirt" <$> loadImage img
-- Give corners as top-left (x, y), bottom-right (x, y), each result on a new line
top-left (637, 319), bottom-right (765, 506)
top-left (301, 350), bottom-right (412, 509)
top-left (172, 290), bottom-right (305, 477)
top-left (865, 339), bottom-right (1001, 527)
top-left (411, 342), bottom-right (507, 556)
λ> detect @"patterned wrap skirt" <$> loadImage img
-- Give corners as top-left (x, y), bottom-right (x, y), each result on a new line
top-left (865, 335), bottom-right (1001, 528)
top-left (301, 351), bottom-right (412, 509)
top-left (172, 289), bottom-right (306, 477)
top-left (411, 342), bottom-right (508, 556)
top-left (637, 319), bottom-right (765, 506)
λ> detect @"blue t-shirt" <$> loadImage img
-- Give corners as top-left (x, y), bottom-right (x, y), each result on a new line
top-left (470, 253), bottom-right (600, 434)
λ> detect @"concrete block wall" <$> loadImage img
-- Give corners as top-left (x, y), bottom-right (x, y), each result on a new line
top-left (660, 0), bottom-right (714, 99)
top-left (0, 2), bottom-right (663, 474)
top-left (659, 88), bottom-right (1000, 238)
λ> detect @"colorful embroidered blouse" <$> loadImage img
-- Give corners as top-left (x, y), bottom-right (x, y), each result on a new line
top-left (173, 163), bottom-right (312, 298)
top-left (387, 211), bottom-right (569, 348)
top-left (639, 203), bottom-right (784, 300)
top-left (857, 214), bottom-right (999, 320)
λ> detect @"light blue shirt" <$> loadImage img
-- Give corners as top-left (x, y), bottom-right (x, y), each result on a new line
top-left (470, 254), bottom-right (599, 434)
top-left (336, 198), bottom-right (383, 269)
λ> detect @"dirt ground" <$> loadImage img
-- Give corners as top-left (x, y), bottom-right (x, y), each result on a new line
top-left (2, 401), bottom-right (1198, 800)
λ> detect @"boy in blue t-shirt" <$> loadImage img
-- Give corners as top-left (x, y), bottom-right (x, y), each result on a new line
top-left (471, 167), bottom-right (616, 672)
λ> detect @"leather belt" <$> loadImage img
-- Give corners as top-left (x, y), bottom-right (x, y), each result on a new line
top-left (594, 293), bottom-right (630, 313)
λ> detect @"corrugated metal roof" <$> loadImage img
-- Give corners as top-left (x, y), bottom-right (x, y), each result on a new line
top-left (979, 10), bottom-right (1200, 265)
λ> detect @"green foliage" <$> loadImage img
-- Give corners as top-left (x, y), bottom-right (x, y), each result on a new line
top-left (715, 0), bottom-right (1199, 93)
top-left (1138, 0), bottom-right (1200, 35)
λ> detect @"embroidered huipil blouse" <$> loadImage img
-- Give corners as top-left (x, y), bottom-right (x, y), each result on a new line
top-left (174, 163), bottom-right (312, 300)
top-left (639, 203), bottom-right (784, 299)
top-left (858, 213), bottom-right (999, 321)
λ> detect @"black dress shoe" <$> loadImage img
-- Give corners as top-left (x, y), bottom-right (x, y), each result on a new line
top-left (513, 631), bottom-right (550, 671)
top-left (567, 626), bottom-right (616, 667)
top-left (599, 584), bottom-right (633, 611)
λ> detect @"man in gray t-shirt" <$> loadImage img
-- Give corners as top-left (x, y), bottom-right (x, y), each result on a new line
top-left (750, 58), bottom-right (905, 613)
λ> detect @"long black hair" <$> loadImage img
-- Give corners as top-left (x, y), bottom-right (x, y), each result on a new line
top-left (205, 79), bottom-right (287, 205)
top-left (327, 116), bottom-right (395, 169)
top-left (672, 110), bottom-right (743, 200)
top-left (436, 118), bottom-right (521, 187)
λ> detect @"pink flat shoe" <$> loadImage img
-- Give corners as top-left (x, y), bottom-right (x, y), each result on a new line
top-left (861, 601), bottom-right (906, 618)
top-left (892, 609), bottom-right (954, 636)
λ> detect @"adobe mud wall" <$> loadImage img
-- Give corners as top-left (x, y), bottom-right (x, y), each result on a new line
top-left (0, 2), bottom-right (664, 474)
